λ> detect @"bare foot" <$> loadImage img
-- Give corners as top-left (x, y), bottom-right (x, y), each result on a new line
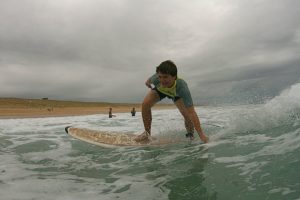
top-left (134, 131), bottom-right (150, 143)
top-left (185, 132), bottom-right (195, 140)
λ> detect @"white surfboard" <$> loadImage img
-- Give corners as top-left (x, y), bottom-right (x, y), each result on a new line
top-left (65, 126), bottom-right (186, 147)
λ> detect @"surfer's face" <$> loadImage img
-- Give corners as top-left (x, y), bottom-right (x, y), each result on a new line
top-left (158, 72), bottom-right (176, 88)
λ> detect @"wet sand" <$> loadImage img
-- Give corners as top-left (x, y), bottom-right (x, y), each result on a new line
top-left (0, 98), bottom-right (175, 119)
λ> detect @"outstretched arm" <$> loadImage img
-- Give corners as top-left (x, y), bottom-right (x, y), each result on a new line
top-left (187, 106), bottom-right (209, 143)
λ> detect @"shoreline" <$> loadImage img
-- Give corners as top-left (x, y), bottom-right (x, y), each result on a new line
top-left (0, 106), bottom-right (176, 119)
top-left (0, 98), bottom-right (176, 119)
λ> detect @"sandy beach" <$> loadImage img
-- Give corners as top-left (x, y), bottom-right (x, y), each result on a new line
top-left (0, 98), bottom-right (176, 119)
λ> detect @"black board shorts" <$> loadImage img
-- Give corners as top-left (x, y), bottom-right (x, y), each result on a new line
top-left (152, 87), bottom-right (180, 102)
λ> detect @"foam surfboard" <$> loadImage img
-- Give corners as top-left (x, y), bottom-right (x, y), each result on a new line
top-left (65, 126), bottom-right (185, 147)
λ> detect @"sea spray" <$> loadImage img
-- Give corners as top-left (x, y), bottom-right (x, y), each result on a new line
top-left (226, 82), bottom-right (300, 134)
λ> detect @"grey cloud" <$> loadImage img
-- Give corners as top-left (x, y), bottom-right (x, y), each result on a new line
top-left (0, 0), bottom-right (300, 104)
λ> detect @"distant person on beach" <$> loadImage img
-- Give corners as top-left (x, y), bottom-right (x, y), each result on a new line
top-left (108, 107), bottom-right (116, 118)
top-left (131, 107), bottom-right (136, 116)
top-left (134, 60), bottom-right (209, 143)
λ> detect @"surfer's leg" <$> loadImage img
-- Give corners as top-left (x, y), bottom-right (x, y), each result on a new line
top-left (174, 99), bottom-right (195, 138)
top-left (142, 90), bottom-right (160, 134)
top-left (135, 90), bottom-right (160, 142)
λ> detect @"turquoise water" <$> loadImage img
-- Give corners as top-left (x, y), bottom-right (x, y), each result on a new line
top-left (1, 84), bottom-right (300, 200)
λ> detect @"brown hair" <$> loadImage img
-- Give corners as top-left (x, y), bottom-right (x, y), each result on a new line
top-left (156, 60), bottom-right (177, 77)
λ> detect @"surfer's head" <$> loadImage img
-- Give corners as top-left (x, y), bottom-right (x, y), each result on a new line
top-left (156, 60), bottom-right (177, 88)
top-left (156, 60), bottom-right (177, 78)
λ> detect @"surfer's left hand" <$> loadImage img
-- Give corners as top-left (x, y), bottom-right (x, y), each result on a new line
top-left (200, 134), bottom-right (209, 143)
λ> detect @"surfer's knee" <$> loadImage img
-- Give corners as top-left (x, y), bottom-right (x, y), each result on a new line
top-left (178, 107), bottom-right (190, 119)
top-left (142, 91), bottom-right (159, 108)
top-left (142, 100), bottom-right (154, 109)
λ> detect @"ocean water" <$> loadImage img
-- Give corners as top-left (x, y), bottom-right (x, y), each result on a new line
top-left (1, 83), bottom-right (300, 200)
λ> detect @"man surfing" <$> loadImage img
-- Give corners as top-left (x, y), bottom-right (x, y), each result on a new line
top-left (134, 60), bottom-right (209, 143)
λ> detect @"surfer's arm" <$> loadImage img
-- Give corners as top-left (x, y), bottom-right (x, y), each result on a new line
top-left (145, 74), bottom-right (159, 88)
top-left (187, 106), bottom-right (209, 143)
top-left (145, 78), bottom-right (152, 88)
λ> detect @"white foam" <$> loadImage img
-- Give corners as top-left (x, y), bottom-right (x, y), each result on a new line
top-left (1, 102), bottom-right (298, 199)
top-left (268, 187), bottom-right (296, 195)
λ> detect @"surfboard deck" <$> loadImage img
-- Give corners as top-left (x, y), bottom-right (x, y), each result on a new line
top-left (65, 126), bottom-right (185, 147)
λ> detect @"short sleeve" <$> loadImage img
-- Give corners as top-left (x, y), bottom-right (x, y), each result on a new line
top-left (176, 79), bottom-right (193, 107)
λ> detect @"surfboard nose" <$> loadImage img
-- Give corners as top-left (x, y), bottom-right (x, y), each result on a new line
top-left (65, 126), bottom-right (72, 134)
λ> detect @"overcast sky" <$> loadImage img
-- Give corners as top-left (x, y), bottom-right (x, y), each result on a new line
top-left (1, 0), bottom-right (300, 104)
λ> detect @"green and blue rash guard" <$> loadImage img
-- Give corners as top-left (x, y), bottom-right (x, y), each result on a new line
top-left (149, 74), bottom-right (194, 107)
